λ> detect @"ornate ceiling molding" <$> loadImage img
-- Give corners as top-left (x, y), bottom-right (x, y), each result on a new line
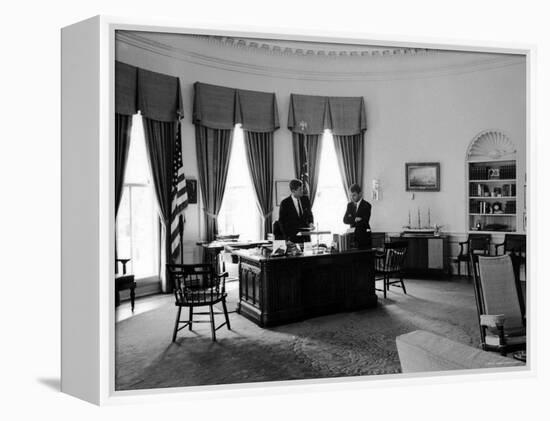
top-left (116, 32), bottom-right (526, 82)
top-left (192, 35), bottom-right (433, 57)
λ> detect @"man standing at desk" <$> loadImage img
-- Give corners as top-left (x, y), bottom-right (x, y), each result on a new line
top-left (343, 183), bottom-right (372, 249)
top-left (278, 179), bottom-right (314, 243)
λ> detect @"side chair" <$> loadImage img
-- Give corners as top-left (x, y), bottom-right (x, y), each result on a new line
top-left (457, 234), bottom-right (491, 277)
top-left (375, 241), bottom-right (408, 299)
top-left (167, 263), bottom-right (231, 342)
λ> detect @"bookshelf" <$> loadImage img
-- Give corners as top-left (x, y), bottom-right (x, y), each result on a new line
top-left (466, 131), bottom-right (518, 234)
top-left (468, 160), bottom-right (516, 232)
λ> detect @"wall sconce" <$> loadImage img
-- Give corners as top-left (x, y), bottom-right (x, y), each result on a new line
top-left (372, 178), bottom-right (380, 201)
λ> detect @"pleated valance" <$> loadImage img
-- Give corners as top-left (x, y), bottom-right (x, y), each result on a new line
top-left (193, 82), bottom-right (280, 132)
top-left (115, 61), bottom-right (183, 122)
top-left (115, 61), bottom-right (138, 116)
top-left (287, 93), bottom-right (367, 136)
top-left (327, 97), bottom-right (367, 136)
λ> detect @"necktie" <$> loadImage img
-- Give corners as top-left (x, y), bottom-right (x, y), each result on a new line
top-left (298, 199), bottom-right (303, 218)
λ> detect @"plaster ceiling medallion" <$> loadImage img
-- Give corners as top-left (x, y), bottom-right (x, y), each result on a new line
top-left (200, 35), bottom-right (432, 57)
top-left (467, 130), bottom-right (516, 161)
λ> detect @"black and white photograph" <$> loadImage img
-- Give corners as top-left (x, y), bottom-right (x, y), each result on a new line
top-left (6, 0), bottom-right (550, 418)
top-left (112, 29), bottom-right (528, 391)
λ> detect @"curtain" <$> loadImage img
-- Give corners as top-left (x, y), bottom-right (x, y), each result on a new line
top-left (244, 131), bottom-right (274, 239)
top-left (292, 132), bottom-right (322, 207)
top-left (115, 114), bottom-right (133, 215)
top-left (142, 117), bottom-right (178, 292)
top-left (193, 82), bottom-right (279, 241)
top-left (195, 125), bottom-right (234, 242)
top-left (333, 133), bottom-right (365, 194)
top-left (115, 62), bottom-right (184, 289)
top-left (288, 93), bottom-right (367, 202)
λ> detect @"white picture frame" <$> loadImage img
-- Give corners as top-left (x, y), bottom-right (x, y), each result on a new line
top-left (61, 15), bottom-right (535, 406)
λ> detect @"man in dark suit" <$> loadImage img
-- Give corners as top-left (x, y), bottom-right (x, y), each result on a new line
top-left (343, 183), bottom-right (372, 249)
top-left (278, 179), bottom-right (314, 243)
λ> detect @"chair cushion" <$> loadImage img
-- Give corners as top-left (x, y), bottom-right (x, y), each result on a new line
top-left (115, 274), bottom-right (135, 289)
top-left (485, 333), bottom-right (526, 347)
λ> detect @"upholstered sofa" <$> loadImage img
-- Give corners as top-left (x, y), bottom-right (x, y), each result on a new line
top-left (396, 330), bottom-right (524, 373)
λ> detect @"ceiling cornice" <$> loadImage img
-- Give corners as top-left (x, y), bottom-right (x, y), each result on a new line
top-left (191, 35), bottom-right (433, 57)
top-left (116, 32), bottom-right (526, 82)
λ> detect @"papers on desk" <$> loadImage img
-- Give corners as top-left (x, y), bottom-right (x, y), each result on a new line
top-left (271, 240), bottom-right (287, 257)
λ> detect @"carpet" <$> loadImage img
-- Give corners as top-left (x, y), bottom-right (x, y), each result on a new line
top-left (115, 278), bottom-right (480, 391)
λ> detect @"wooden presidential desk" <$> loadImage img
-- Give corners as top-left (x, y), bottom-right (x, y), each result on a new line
top-left (232, 249), bottom-right (377, 327)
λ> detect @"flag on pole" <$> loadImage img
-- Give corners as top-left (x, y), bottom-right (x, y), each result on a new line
top-left (298, 121), bottom-right (310, 198)
top-left (170, 122), bottom-right (188, 264)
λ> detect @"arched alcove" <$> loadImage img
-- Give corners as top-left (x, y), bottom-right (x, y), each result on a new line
top-left (466, 130), bottom-right (518, 233)
top-left (467, 130), bottom-right (516, 161)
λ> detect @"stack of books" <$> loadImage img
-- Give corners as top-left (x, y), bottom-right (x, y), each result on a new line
top-left (469, 166), bottom-right (488, 180)
top-left (333, 232), bottom-right (354, 251)
top-left (500, 165), bottom-right (516, 179)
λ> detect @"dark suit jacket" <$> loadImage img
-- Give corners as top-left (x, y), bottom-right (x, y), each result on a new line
top-left (278, 195), bottom-right (314, 243)
top-left (343, 199), bottom-right (372, 249)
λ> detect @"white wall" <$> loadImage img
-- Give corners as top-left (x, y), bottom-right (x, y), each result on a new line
top-left (116, 33), bottom-right (526, 261)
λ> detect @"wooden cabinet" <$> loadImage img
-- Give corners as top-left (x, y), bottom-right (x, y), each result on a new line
top-left (390, 235), bottom-right (449, 277)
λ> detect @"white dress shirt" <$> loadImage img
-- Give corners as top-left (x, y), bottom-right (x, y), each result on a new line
top-left (291, 195), bottom-right (302, 216)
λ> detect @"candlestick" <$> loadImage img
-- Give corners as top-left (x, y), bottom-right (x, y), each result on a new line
top-left (428, 208), bottom-right (431, 227)
top-left (408, 210), bottom-right (411, 226)
top-left (417, 208), bottom-right (421, 228)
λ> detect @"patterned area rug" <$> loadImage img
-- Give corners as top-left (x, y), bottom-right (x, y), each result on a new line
top-left (115, 278), bottom-right (480, 391)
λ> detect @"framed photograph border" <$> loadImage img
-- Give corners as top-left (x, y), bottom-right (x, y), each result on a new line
top-left (60, 15), bottom-right (536, 406)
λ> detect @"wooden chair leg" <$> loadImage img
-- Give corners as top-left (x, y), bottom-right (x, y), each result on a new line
top-left (222, 298), bottom-right (231, 330)
top-left (457, 260), bottom-right (461, 276)
top-left (172, 306), bottom-right (182, 343)
top-left (467, 260), bottom-right (471, 278)
top-left (209, 304), bottom-right (216, 342)
top-left (401, 276), bottom-right (407, 294)
top-left (189, 306), bottom-right (193, 331)
top-left (130, 286), bottom-right (135, 312)
top-left (383, 275), bottom-right (387, 299)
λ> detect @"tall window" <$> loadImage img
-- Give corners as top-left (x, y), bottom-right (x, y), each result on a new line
top-left (313, 130), bottom-right (349, 242)
top-left (116, 115), bottom-right (159, 279)
top-left (218, 125), bottom-right (262, 241)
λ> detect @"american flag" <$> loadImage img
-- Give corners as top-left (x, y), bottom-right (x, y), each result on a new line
top-left (170, 122), bottom-right (188, 264)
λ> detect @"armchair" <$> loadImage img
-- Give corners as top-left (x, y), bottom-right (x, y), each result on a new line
top-left (470, 253), bottom-right (526, 355)
top-left (167, 263), bottom-right (231, 342)
top-left (456, 234), bottom-right (491, 277)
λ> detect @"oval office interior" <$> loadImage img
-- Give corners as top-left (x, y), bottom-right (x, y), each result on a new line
top-left (110, 30), bottom-right (528, 391)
